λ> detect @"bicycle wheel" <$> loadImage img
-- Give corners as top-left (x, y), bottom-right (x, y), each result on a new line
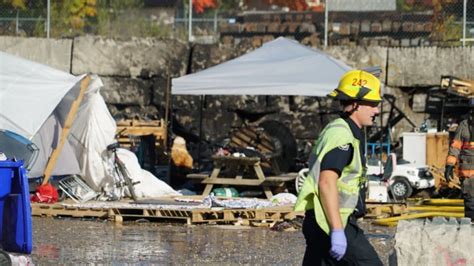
top-left (116, 159), bottom-right (138, 201)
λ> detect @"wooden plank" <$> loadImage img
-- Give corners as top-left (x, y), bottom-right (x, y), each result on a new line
top-left (212, 156), bottom-right (260, 166)
top-left (264, 176), bottom-right (297, 182)
top-left (43, 75), bottom-right (90, 184)
top-left (116, 119), bottom-right (164, 127)
top-left (115, 128), bottom-right (165, 137)
top-left (32, 203), bottom-right (108, 218)
top-left (201, 178), bottom-right (263, 186)
top-left (426, 132), bottom-right (449, 168)
top-left (187, 173), bottom-right (209, 179)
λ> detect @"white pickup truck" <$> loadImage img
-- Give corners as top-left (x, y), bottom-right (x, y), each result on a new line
top-left (367, 154), bottom-right (435, 200)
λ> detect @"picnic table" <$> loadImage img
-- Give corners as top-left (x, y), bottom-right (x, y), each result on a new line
top-left (187, 156), bottom-right (297, 199)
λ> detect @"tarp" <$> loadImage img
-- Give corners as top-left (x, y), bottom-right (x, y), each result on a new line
top-left (0, 51), bottom-right (85, 139)
top-left (0, 52), bottom-right (180, 198)
top-left (172, 37), bottom-right (352, 96)
top-left (0, 51), bottom-right (115, 180)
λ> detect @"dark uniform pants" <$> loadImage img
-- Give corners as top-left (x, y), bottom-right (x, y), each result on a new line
top-left (462, 178), bottom-right (474, 220)
top-left (302, 211), bottom-right (382, 266)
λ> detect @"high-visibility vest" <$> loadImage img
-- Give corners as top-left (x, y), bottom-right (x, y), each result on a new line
top-left (294, 118), bottom-right (364, 235)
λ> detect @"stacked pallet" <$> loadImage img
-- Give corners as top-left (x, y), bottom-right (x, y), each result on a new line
top-left (115, 119), bottom-right (166, 148)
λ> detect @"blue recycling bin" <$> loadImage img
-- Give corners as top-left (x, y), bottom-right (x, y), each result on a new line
top-left (0, 164), bottom-right (13, 238)
top-left (0, 160), bottom-right (32, 254)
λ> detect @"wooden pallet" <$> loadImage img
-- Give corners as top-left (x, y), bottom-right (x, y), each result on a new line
top-left (440, 76), bottom-right (474, 97)
top-left (189, 207), bottom-right (298, 224)
top-left (115, 119), bottom-right (166, 148)
top-left (32, 203), bottom-right (109, 218)
top-left (31, 202), bottom-right (299, 225)
top-left (365, 203), bottom-right (408, 218)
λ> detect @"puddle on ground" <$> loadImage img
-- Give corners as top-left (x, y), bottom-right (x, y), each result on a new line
top-left (30, 217), bottom-right (395, 264)
top-left (31, 217), bottom-right (305, 264)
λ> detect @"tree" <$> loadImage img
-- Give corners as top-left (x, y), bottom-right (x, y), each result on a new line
top-left (192, 0), bottom-right (218, 14)
top-left (1, 0), bottom-right (26, 9)
top-left (47, 0), bottom-right (98, 37)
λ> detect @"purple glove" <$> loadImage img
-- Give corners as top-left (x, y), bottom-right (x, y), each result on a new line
top-left (330, 229), bottom-right (347, 261)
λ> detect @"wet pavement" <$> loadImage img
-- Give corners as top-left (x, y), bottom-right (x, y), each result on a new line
top-left (30, 217), bottom-right (395, 265)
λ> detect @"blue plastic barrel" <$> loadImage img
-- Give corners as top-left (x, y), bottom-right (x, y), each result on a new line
top-left (0, 162), bottom-right (14, 241)
top-left (0, 160), bottom-right (32, 254)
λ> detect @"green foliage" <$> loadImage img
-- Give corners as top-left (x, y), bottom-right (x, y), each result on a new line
top-left (397, 0), bottom-right (413, 12)
top-left (1, 0), bottom-right (26, 9)
top-left (217, 0), bottom-right (241, 12)
top-left (93, 0), bottom-right (179, 38)
top-left (1, 0), bottom-right (233, 38)
top-left (438, 15), bottom-right (463, 45)
top-left (48, 0), bottom-right (98, 37)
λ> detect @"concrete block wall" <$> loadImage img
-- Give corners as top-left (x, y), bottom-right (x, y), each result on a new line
top-left (0, 36), bottom-right (472, 144)
top-left (387, 47), bottom-right (474, 87)
top-left (71, 36), bottom-right (189, 78)
top-left (0, 36), bottom-right (72, 72)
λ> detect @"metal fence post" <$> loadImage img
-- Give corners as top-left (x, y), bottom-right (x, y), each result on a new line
top-left (15, 10), bottom-right (19, 35)
top-left (214, 9), bottom-right (218, 33)
top-left (324, 0), bottom-right (328, 47)
top-left (462, 0), bottom-right (466, 46)
top-left (47, 0), bottom-right (50, 38)
top-left (188, 0), bottom-right (193, 42)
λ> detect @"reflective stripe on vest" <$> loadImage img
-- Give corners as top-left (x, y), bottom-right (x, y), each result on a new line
top-left (461, 142), bottom-right (474, 150)
top-left (294, 118), bottom-right (363, 235)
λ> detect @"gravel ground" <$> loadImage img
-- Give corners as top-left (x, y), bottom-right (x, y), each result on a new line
top-left (29, 217), bottom-right (396, 265)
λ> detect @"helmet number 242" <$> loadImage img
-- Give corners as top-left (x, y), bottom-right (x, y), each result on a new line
top-left (352, 79), bottom-right (367, 86)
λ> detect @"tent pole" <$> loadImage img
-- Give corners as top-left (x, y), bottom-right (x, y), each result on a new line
top-left (166, 76), bottom-right (174, 185)
top-left (197, 95), bottom-right (204, 171)
top-left (42, 75), bottom-right (91, 185)
top-left (164, 76), bottom-right (171, 150)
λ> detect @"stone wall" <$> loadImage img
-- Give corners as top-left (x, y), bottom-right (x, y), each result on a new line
top-left (1, 36), bottom-right (472, 150)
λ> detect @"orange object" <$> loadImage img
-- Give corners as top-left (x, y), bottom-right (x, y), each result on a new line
top-left (171, 137), bottom-right (193, 169)
top-left (192, 0), bottom-right (217, 14)
top-left (30, 184), bottom-right (59, 203)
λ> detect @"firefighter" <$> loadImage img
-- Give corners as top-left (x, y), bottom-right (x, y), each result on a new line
top-left (295, 70), bottom-right (382, 265)
top-left (445, 97), bottom-right (474, 220)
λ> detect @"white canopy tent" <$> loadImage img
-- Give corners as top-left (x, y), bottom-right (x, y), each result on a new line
top-left (172, 37), bottom-right (352, 96)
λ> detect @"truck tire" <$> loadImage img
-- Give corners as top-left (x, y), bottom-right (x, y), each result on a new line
top-left (391, 178), bottom-right (413, 200)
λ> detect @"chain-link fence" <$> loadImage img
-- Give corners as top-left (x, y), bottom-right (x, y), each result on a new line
top-left (0, 1), bottom-right (49, 37)
top-left (323, 0), bottom-right (473, 47)
top-left (0, 0), bottom-right (472, 47)
top-left (216, 0), bottom-right (473, 47)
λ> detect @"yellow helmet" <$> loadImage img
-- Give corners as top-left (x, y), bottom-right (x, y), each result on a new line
top-left (328, 70), bottom-right (382, 102)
